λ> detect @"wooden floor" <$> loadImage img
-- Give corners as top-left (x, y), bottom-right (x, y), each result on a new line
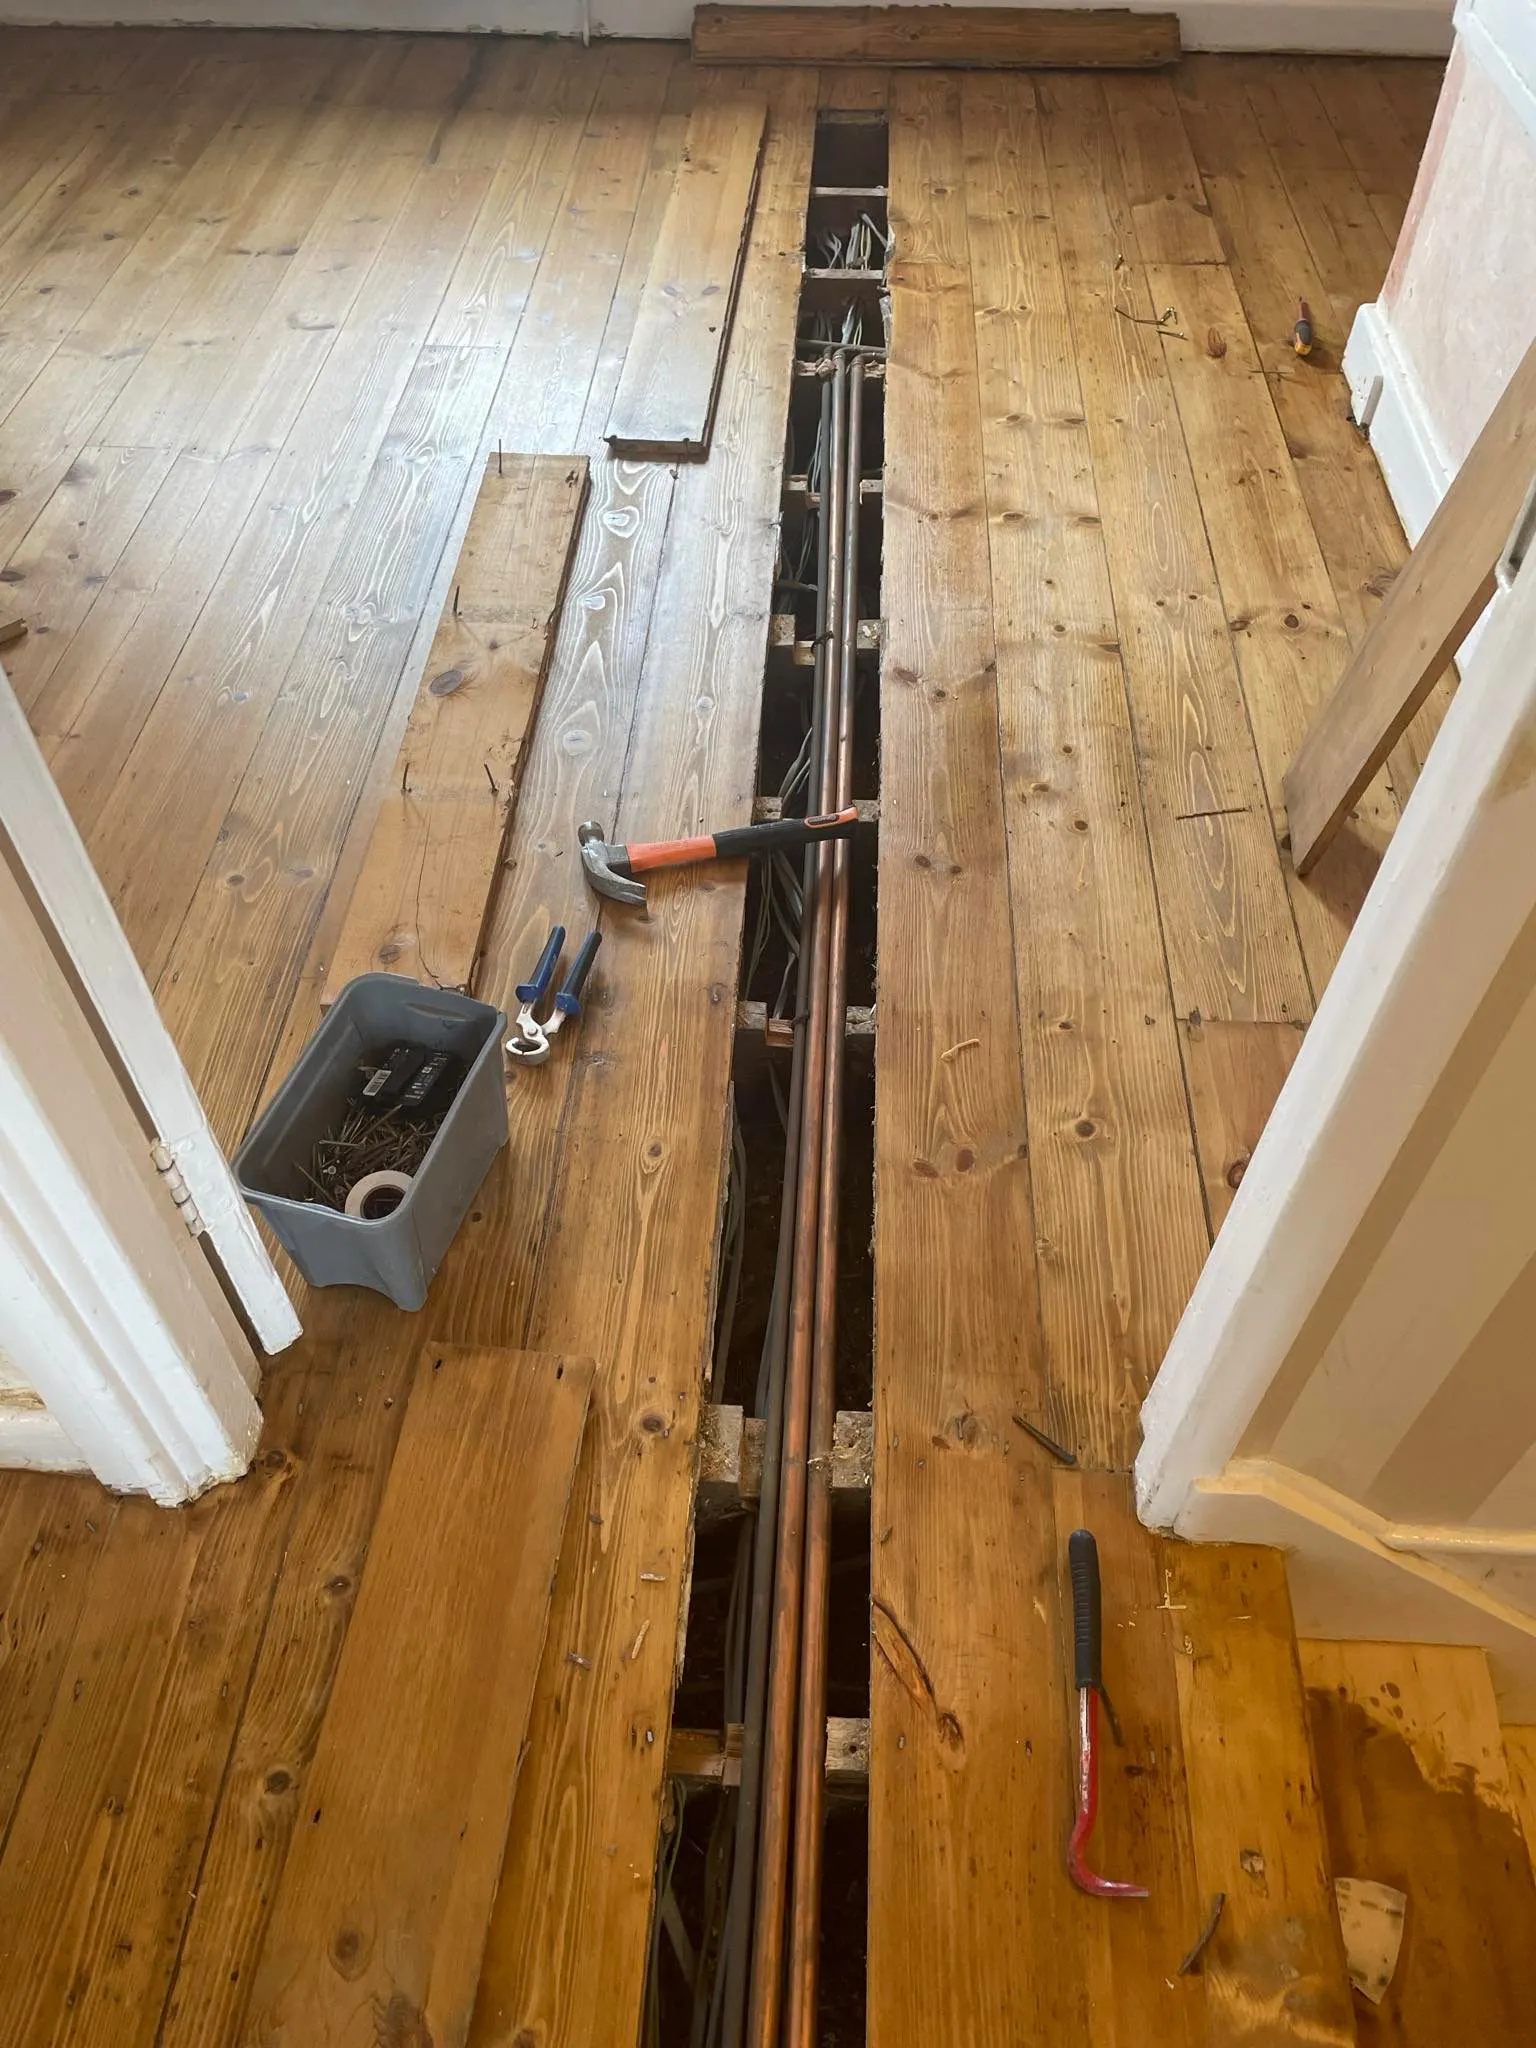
top-left (5, 25), bottom-right (1534, 2046)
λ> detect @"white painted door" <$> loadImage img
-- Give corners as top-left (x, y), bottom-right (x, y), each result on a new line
top-left (0, 666), bottom-right (299, 1501)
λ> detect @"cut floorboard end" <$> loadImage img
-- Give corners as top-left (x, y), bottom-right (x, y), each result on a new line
top-left (237, 1343), bottom-right (593, 2048)
top-left (605, 95), bottom-right (767, 460)
top-left (693, 5), bottom-right (1181, 67)
top-left (319, 454), bottom-right (589, 1006)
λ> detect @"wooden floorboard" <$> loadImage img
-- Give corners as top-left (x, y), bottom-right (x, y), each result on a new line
top-left (1303, 1641), bottom-right (1536, 2045)
top-left (0, 32), bottom-right (1461, 2048)
top-left (241, 1345), bottom-right (591, 2048)
top-left (963, 70), bottom-right (1208, 1468)
top-left (867, 68), bottom-right (1065, 2043)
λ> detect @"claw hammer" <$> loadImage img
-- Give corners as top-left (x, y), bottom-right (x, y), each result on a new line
top-left (578, 808), bottom-right (859, 907)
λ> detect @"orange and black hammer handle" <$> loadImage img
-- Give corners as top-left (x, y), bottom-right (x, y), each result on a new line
top-left (621, 806), bottom-right (859, 876)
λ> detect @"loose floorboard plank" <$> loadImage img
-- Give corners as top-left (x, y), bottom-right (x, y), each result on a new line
top-left (962, 72), bottom-right (1208, 1468)
top-left (1101, 70), bottom-right (1223, 264)
top-left (1168, 55), bottom-right (1454, 813)
top-left (0, 1389), bottom-right (305, 2048)
top-left (1172, 1545), bottom-right (1356, 2043)
top-left (1302, 1640), bottom-right (1536, 2046)
top-left (0, 1478), bottom-right (114, 1853)
top-left (466, 68), bottom-right (815, 2048)
top-left (1148, 257), bottom-right (1392, 994)
top-left (1039, 73), bottom-right (1313, 1028)
top-left (1054, 1470), bottom-right (1207, 2044)
top-left (1178, 1014), bottom-right (1304, 1236)
top-left (84, 161), bottom-right (493, 990)
top-left (693, 4), bottom-right (1181, 68)
top-left (867, 70), bottom-right (1073, 2046)
top-left (156, 1341), bottom-right (418, 2048)
top-left (1286, 336), bottom-right (1536, 877)
top-left (320, 453), bottom-right (587, 1004)
top-left (605, 94), bottom-right (767, 458)
top-left (155, 341), bottom-right (504, 1148)
top-left (239, 1345), bottom-right (592, 2048)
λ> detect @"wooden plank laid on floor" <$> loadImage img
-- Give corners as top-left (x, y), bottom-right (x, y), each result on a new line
top-left (239, 1345), bottom-right (591, 2048)
top-left (867, 68), bottom-right (1069, 2044)
top-left (1172, 1546), bottom-right (1356, 2043)
top-left (1286, 335), bottom-right (1536, 876)
top-left (962, 71), bottom-right (1208, 1468)
top-left (605, 93), bottom-right (766, 458)
top-left (465, 67), bottom-right (816, 2048)
top-left (320, 453), bottom-right (588, 1004)
top-left (1302, 1639), bottom-right (1536, 2044)
top-left (1148, 256), bottom-right (1391, 993)
top-left (693, 3), bottom-right (1181, 68)
top-left (1178, 1014), bottom-right (1304, 1235)
top-left (1039, 72), bottom-right (1313, 1028)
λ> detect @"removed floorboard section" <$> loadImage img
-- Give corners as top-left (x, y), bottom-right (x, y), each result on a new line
top-left (605, 96), bottom-right (766, 459)
top-left (1302, 1640), bottom-right (1536, 2045)
top-left (1286, 336), bottom-right (1536, 876)
top-left (693, 4), bottom-right (1180, 67)
top-left (320, 455), bottom-right (588, 1005)
top-left (239, 1344), bottom-right (592, 2047)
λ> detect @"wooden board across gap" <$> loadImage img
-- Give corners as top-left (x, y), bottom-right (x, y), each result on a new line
top-left (605, 95), bottom-right (767, 460)
top-left (1285, 336), bottom-right (1536, 876)
top-left (320, 454), bottom-right (588, 1004)
top-left (692, 4), bottom-right (1181, 68)
top-left (238, 1343), bottom-right (593, 2047)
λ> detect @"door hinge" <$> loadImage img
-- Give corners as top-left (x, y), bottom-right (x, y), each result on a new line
top-left (150, 1141), bottom-right (205, 1238)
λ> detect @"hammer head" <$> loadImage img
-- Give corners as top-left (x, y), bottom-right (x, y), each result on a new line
top-left (578, 821), bottom-right (647, 906)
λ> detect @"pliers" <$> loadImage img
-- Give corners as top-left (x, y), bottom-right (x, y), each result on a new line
top-left (505, 925), bottom-right (601, 1067)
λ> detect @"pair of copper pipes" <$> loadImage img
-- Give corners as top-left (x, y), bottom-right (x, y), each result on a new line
top-left (714, 348), bottom-right (864, 2048)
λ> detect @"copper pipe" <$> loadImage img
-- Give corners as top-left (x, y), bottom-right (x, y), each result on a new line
top-left (719, 370), bottom-right (835, 2048)
top-left (785, 352), bottom-right (862, 2048)
top-left (746, 354), bottom-right (848, 2048)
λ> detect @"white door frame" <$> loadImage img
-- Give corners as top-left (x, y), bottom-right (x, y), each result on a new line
top-left (0, 670), bottom-right (300, 1357)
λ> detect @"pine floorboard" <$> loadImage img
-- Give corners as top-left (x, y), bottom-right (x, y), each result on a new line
top-left (0, 28), bottom-right (1466, 2047)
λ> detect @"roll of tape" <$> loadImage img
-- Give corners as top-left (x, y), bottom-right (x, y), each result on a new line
top-left (344, 1168), bottom-right (413, 1220)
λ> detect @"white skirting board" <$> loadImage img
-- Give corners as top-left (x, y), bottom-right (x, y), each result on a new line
top-left (1179, 1459), bottom-right (1536, 1716)
top-left (0, 0), bottom-right (1456, 56)
top-left (0, 1397), bottom-right (87, 1475)
top-left (1343, 296), bottom-right (1498, 667)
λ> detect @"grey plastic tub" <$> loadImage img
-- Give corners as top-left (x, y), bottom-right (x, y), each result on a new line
top-left (234, 975), bottom-right (507, 1311)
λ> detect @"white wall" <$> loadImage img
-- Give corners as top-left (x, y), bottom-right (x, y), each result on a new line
top-left (0, 0), bottom-right (1454, 57)
top-left (1345, 0), bottom-right (1536, 542)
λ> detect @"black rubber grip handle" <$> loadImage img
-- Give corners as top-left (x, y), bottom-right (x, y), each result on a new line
top-left (554, 930), bottom-right (602, 1017)
top-left (1069, 1528), bottom-right (1102, 1692)
top-left (711, 807), bottom-right (859, 862)
top-left (516, 925), bottom-right (565, 1006)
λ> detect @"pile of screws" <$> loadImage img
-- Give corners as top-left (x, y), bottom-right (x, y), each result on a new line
top-left (301, 1105), bottom-right (444, 1210)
